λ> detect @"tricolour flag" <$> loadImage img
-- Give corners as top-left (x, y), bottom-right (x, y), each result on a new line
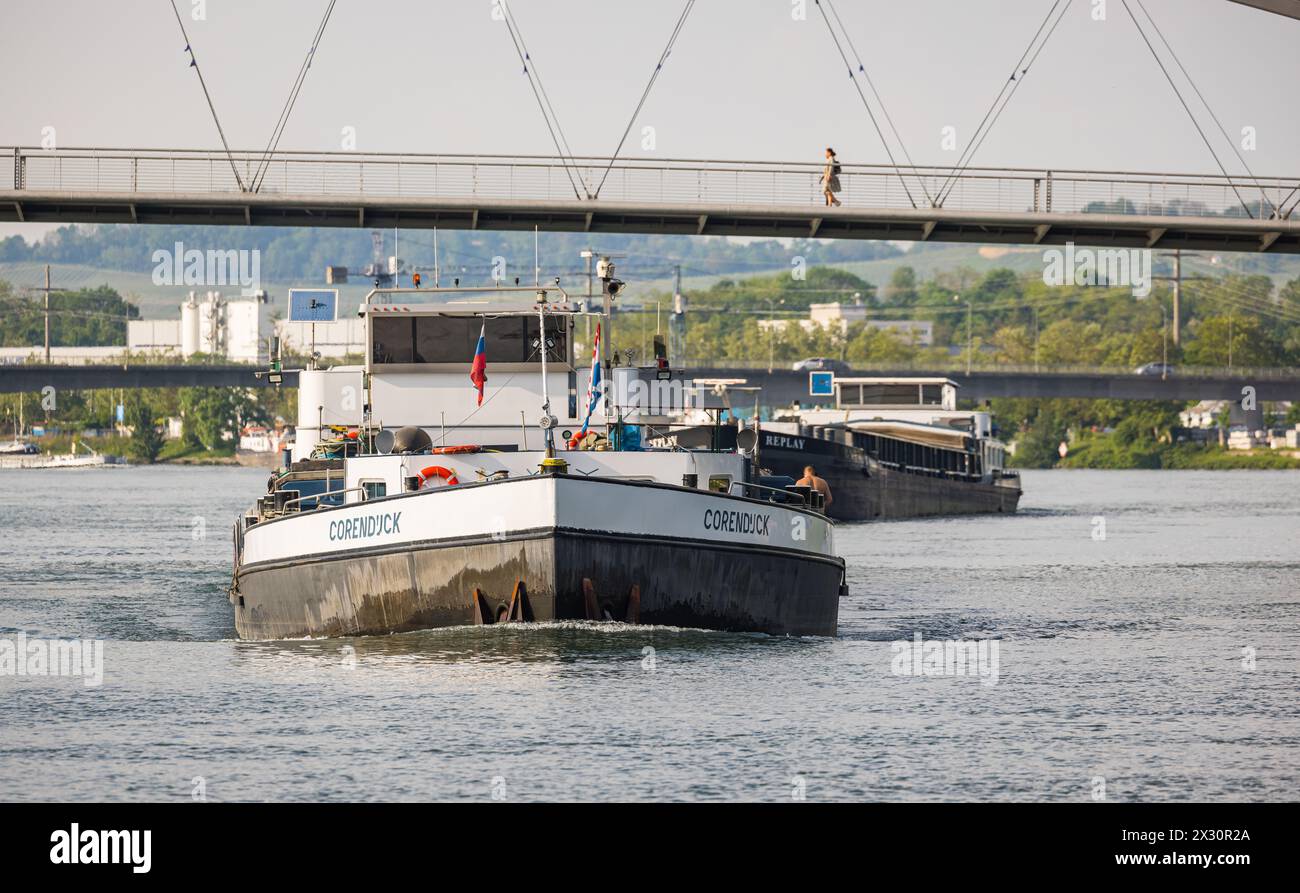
top-left (469, 322), bottom-right (487, 406)
top-left (577, 323), bottom-right (602, 438)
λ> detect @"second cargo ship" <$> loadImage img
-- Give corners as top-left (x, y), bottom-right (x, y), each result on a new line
top-left (651, 377), bottom-right (1021, 522)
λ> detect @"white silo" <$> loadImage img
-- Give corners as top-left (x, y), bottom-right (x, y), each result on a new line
top-left (180, 292), bottom-right (201, 357)
top-left (197, 291), bottom-right (224, 356)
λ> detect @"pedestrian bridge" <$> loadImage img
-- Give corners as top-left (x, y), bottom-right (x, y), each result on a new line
top-left (4, 147), bottom-right (1298, 254)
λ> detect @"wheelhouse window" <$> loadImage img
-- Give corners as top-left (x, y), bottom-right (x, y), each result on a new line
top-left (414, 315), bottom-right (478, 364)
top-left (867, 384), bottom-right (919, 405)
top-left (279, 477), bottom-right (345, 510)
top-left (372, 317), bottom-right (416, 364)
top-left (919, 384), bottom-right (944, 405)
top-left (524, 316), bottom-right (569, 364)
top-left (838, 383), bottom-right (947, 407)
top-left (371, 315), bottom-right (568, 366)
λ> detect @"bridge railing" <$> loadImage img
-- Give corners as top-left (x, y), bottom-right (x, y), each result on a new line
top-left (3, 350), bottom-right (1296, 382)
top-left (5, 146), bottom-right (1297, 220)
top-left (677, 359), bottom-right (1300, 380)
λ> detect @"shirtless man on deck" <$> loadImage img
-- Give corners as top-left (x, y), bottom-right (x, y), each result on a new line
top-left (796, 465), bottom-right (833, 510)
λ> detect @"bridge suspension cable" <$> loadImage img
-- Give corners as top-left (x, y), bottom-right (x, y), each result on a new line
top-left (817, 0), bottom-right (934, 208)
top-left (1133, 0), bottom-right (1272, 217)
top-left (250, 0), bottom-right (339, 193)
top-left (1121, 0), bottom-right (1254, 218)
top-left (592, 0), bottom-right (696, 199)
top-left (167, 0), bottom-right (246, 192)
top-left (812, 0), bottom-right (920, 209)
top-left (1277, 184), bottom-right (1300, 220)
top-left (1180, 259), bottom-right (1300, 324)
top-left (1186, 283), bottom-right (1300, 325)
top-left (934, 0), bottom-right (1072, 208)
top-left (499, 0), bottom-right (588, 200)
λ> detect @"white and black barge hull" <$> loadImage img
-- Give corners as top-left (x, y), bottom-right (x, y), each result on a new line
top-left (232, 475), bottom-right (843, 639)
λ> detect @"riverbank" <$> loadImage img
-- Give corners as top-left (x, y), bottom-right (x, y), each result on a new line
top-left (1050, 437), bottom-right (1300, 470)
top-left (17, 434), bottom-right (278, 467)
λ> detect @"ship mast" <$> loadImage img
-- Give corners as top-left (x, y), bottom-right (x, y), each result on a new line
top-left (536, 296), bottom-right (557, 458)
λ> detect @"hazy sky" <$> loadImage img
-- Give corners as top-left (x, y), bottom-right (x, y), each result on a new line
top-left (2, 0), bottom-right (1297, 240)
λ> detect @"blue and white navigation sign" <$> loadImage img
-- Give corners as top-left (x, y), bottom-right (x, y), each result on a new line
top-left (288, 289), bottom-right (338, 323)
top-left (809, 371), bottom-right (835, 397)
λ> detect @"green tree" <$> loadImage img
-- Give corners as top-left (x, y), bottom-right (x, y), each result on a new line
top-left (970, 268), bottom-right (1022, 304)
top-left (843, 324), bottom-right (916, 364)
top-left (1010, 406), bottom-right (1070, 468)
top-left (126, 400), bottom-right (165, 463)
top-left (883, 266), bottom-right (919, 305)
top-left (1037, 319), bottom-right (1107, 365)
top-left (1280, 277), bottom-right (1300, 311)
top-left (0, 284), bottom-right (139, 347)
top-left (1184, 315), bottom-right (1282, 368)
top-left (179, 387), bottom-right (251, 451)
top-left (991, 325), bottom-right (1034, 364)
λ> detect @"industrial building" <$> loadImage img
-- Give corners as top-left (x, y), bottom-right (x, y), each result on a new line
top-left (758, 302), bottom-right (934, 346)
top-left (121, 290), bottom-right (369, 362)
top-left (126, 291), bottom-right (276, 363)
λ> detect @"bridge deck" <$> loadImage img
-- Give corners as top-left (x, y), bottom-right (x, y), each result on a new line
top-left (3, 364), bottom-right (1296, 403)
top-left (4, 148), bottom-right (1298, 253)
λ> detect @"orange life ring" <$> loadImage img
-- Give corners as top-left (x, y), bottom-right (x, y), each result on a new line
top-left (417, 465), bottom-right (460, 488)
top-left (431, 445), bottom-right (479, 455)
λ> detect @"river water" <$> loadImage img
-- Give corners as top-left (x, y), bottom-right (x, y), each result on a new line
top-left (1, 467), bottom-right (1296, 802)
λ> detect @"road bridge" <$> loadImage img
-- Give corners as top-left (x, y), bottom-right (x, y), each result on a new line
top-left (4, 362), bottom-right (1297, 404)
top-left (688, 367), bottom-right (1300, 405)
top-left (0, 364), bottom-right (297, 395)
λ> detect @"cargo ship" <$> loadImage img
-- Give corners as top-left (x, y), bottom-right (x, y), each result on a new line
top-left (228, 275), bottom-right (845, 639)
top-left (649, 377), bottom-right (1021, 521)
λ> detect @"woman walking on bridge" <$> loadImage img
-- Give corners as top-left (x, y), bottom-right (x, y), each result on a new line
top-left (822, 147), bottom-right (842, 207)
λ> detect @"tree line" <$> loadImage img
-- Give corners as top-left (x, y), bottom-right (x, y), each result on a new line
top-left (616, 263), bottom-right (1300, 371)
